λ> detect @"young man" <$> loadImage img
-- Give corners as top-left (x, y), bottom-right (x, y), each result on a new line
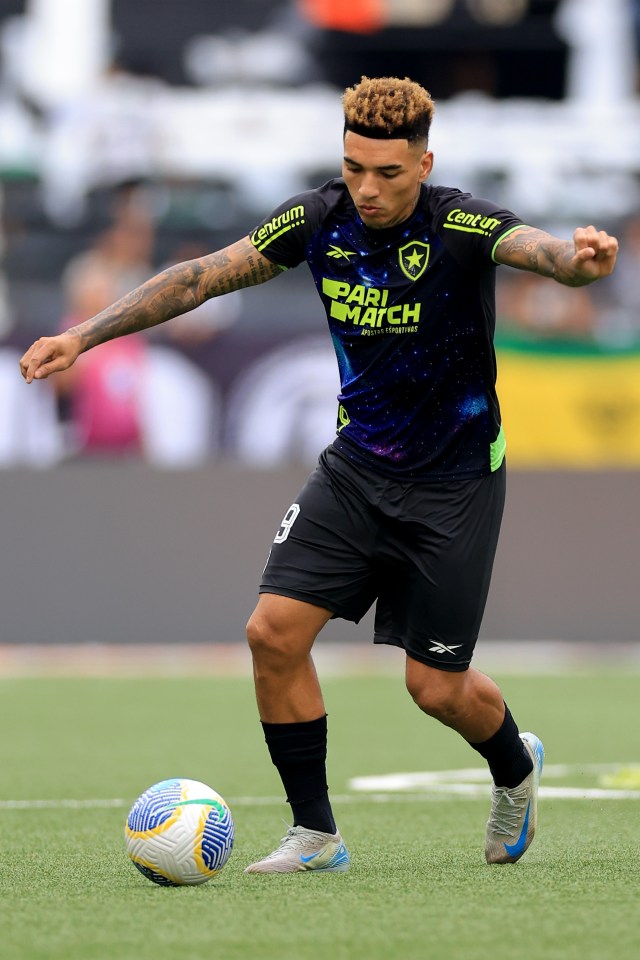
top-left (21, 77), bottom-right (618, 873)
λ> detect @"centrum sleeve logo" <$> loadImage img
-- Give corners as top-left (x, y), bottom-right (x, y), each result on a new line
top-left (398, 241), bottom-right (430, 281)
top-left (443, 208), bottom-right (503, 237)
top-left (251, 205), bottom-right (305, 252)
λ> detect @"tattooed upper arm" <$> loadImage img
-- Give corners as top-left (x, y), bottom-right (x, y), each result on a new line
top-left (65, 237), bottom-right (285, 352)
top-left (197, 237), bottom-right (284, 299)
top-left (493, 226), bottom-right (577, 284)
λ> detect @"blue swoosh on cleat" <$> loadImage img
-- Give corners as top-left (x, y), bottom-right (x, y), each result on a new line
top-left (503, 800), bottom-right (531, 858)
top-left (300, 851), bottom-right (323, 864)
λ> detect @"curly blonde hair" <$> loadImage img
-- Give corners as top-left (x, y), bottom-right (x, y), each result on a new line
top-left (342, 76), bottom-right (435, 143)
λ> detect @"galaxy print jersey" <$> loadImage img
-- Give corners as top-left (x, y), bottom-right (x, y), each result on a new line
top-left (249, 179), bottom-right (525, 481)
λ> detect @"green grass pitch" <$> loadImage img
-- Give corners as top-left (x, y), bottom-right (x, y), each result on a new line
top-left (1, 671), bottom-right (639, 960)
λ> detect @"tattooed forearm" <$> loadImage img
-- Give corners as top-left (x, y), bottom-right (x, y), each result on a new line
top-left (66, 236), bottom-right (283, 352)
top-left (67, 262), bottom-right (203, 351)
top-left (494, 227), bottom-right (585, 286)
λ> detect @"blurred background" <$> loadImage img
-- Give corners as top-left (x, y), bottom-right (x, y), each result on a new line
top-left (0, 0), bottom-right (639, 653)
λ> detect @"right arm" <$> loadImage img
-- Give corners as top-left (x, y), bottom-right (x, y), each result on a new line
top-left (20, 236), bottom-right (282, 382)
top-left (493, 225), bottom-right (618, 286)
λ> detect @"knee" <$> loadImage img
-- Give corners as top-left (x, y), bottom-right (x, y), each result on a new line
top-left (406, 671), bottom-right (467, 725)
top-left (246, 609), bottom-right (298, 668)
top-left (246, 609), bottom-right (278, 658)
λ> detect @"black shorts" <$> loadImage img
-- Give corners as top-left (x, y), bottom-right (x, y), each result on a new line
top-left (260, 445), bottom-right (506, 672)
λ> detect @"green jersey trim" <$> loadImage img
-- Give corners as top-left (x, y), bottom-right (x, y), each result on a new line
top-left (443, 223), bottom-right (495, 237)
top-left (491, 224), bottom-right (529, 263)
top-left (490, 425), bottom-right (506, 472)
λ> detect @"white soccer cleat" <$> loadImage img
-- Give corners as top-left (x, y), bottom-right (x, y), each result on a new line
top-left (485, 731), bottom-right (544, 865)
top-left (244, 825), bottom-right (350, 874)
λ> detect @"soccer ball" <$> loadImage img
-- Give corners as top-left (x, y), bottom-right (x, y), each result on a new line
top-left (125, 778), bottom-right (235, 885)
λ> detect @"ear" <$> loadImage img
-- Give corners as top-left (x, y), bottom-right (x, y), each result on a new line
top-left (419, 151), bottom-right (434, 182)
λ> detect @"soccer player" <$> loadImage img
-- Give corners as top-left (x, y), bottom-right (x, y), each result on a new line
top-left (20, 77), bottom-right (618, 873)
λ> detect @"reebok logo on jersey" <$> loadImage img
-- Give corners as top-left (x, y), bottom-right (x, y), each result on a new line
top-left (428, 641), bottom-right (462, 656)
top-left (399, 241), bottom-right (430, 281)
top-left (327, 244), bottom-right (357, 261)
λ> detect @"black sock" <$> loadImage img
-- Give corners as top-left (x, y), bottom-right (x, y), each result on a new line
top-left (261, 715), bottom-right (337, 835)
top-left (468, 703), bottom-right (533, 788)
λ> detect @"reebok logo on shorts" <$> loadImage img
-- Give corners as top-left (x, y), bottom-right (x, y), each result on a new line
top-left (428, 641), bottom-right (462, 656)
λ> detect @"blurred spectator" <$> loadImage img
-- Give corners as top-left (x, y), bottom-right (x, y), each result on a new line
top-left (55, 209), bottom-right (221, 465)
top-left (52, 192), bottom-right (155, 456)
top-left (594, 214), bottom-right (640, 346)
top-left (614, 215), bottom-right (640, 317)
top-left (61, 186), bottom-right (156, 299)
top-left (56, 258), bottom-right (148, 458)
top-left (497, 268), bottom-right (596, 341)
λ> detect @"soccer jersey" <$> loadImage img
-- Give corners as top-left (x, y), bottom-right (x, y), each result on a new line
top-left (250, 180), bottom-right (524, 480)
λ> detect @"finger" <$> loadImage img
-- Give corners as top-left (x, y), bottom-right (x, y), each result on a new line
top-left (571, 237), bottom-right (618, 279)
top-left (20, 337), bottom-right (48, 377)
top-left (23, 360), bottom-right (45, 384)
top-left (574, 225), bottom-right (611, 252)
top-left (573, 246), bottom-right (596, 262)
top-left (22, 345), bottom-right (58, 383)
top-left (574, 227), bottom-right (618, 258)
top-left (19, 352), bottom-right (34, 380)
top-left (30, 357), bottom-right (67, 381)
top-left (19, 348), bottom-right (44, 383)
top-left (593, 234), bottom-right (619, 260)
top-left (573, 226), bottom-right (596, 250)
top-left (585, 230), bottom-right (611, 257)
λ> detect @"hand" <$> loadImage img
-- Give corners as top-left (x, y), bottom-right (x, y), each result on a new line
top-left (20, 330), bottom-right (83, 383)
top-left (570, 226), bottom-right (619, 282)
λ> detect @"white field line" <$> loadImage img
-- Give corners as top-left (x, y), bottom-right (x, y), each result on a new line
top-left (348, 762), bottom-right (632, 791)
top-left (2, 763), bottom-right (640, 810)
top-left (1, 789), bottom-right (640, 811)
top-left (348, 761), bottom-right (640, 799)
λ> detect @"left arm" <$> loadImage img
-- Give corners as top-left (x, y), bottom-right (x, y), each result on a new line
top-left (494, 225), bottom-right (618, 287)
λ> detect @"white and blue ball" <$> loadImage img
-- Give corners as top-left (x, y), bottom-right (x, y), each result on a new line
top-left (125, 778), bottom-right (234, 885)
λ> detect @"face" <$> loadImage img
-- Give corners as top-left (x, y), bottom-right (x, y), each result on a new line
top-left (342, 130), bottom-right (433, 229)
